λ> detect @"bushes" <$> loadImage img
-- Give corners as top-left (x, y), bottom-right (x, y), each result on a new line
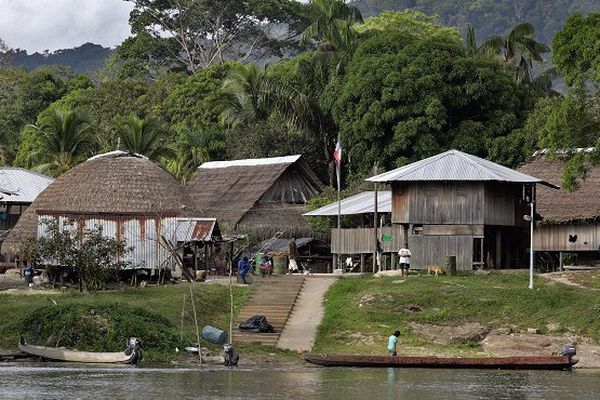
top-left (21, 303), bottom-right (181, 359)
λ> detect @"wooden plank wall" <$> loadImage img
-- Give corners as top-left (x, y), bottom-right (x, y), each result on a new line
top-left (483, 183), bottom-right (523, 226)
top-left (409, 235), bottom-right (474, 270)
top-left (534, 224), bottom-right (600, 252)
top-left (331, 225), bottom-right (405, 254)
top-left (392, 182), bottom-right (484, 224)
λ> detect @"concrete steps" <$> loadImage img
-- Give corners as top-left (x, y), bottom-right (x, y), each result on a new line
top-left (232, 276), bottom-right (305, 346)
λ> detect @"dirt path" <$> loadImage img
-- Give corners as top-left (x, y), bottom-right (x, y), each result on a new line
top-left (542, 272), bottom-right (600, 291)
top-left (276, 276), bottom-right (337, 352)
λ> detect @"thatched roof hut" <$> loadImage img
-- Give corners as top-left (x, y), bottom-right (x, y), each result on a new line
top-left (186, 155), bottom-right (324, 234)
top-left (518, 156), bottom-right (600, 223)
top-left (518, 154), bottom-right (600, 255)
top-left (2, 151), bottom-right (199, 264)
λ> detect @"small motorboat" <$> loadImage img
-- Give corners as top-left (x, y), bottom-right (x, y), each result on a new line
top-left (19, 337), bottom-right (143, 365)
top-left (304, 353), bottom-right (577, 370)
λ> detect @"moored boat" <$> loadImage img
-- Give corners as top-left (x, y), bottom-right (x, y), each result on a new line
top-left (18, 337), bottom-right (143, 365)
top-left (304, 354), bottom-right (577, 370)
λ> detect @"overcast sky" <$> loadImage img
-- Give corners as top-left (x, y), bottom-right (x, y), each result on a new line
top-left (0, 0), bottom-right (134, 52)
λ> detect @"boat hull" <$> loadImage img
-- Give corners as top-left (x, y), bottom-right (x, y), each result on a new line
top-left (19, 343), bottom-right (137, 364)
top-left (304, 354), bottom-right (576, 370)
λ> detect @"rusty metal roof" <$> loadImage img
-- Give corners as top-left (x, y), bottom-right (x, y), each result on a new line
top-left (175, 218), bottom-right (220, 242)
top-left (366, 150), bottom-right (549, 185)
top-left (303, 191), bottom-right (392, 216)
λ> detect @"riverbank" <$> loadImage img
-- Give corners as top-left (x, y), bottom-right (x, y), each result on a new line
top-left (0, 281), bottom-right (253, 361)
top-left (313, 271), bottom-right (600, 368)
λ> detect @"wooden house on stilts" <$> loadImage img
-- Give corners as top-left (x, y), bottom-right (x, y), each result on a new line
top-left (518, 150), bottom-right (600, 267)
top-left (308, 150), bottom-right (553, 271)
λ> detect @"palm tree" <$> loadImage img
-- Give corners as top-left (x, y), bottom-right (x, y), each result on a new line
top-left (480, 22), bottom-right (550, 84)
top-left (217, 63), bottom-right (273, 126)
top-left (301, 0), bottom-right (363, 52)
top-left (117, 114), bottom-right (174, 160)
top-left (27, 109), bottom-right (94, 176)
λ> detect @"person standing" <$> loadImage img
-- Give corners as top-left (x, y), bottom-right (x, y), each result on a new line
top-left (398, 246), bottom-right (412, 277)
top-left (288, 237), bottom-right (299, 274)
top-left (387, 330), bottom-right (400, 356)
top-left (237, 256), bottom-right (251, 284)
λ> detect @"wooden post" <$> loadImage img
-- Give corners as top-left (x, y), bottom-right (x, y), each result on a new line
top-left (333, 254), bottom-right (338, 273)
top-left (446, 255), bottom-right (457, 276)
top-left (391, 252), bottom-right (396, 270)
top-left (193, 243), bottom-right (198, 271)
top-left (360, 253), bottom-right (365, 273)
top-left (559, 252), bottom-right (564, 272)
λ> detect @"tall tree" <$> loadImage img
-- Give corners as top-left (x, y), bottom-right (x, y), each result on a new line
top-left (117, 114), bottom-right (174, 160)
top-left (553, 12), bottom-right (600, 87)
top-left (481, 22), bottom-right (550, 85)
top-left (126, 0), bottom-right (306, 73)
top-left (23, 109), bottom-right (94, 176)
top-left (301, 0), bottom-right (363, 52)
top-left (323, 29), bottom-right (520, 178)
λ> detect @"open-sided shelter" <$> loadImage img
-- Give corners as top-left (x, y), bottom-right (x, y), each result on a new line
top-left (367, 150), bottom-right (551, 270)
top-left (186, 155), bottom-right (324, 235)
top-left (1, 151), bottom-right (201, 270)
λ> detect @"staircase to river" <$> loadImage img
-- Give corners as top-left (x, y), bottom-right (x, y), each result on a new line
top-left (231, 276), bottom-right (305, 346)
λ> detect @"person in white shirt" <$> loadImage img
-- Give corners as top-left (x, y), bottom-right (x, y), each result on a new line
top-left (398, 247), bottom-right (412, 276)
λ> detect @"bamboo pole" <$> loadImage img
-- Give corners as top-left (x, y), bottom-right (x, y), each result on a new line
top-left (189, 283), bottom-right (202, 364)
top-left (180, 293), bottom-right (186, 341)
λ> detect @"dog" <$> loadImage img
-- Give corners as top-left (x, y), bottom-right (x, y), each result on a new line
top-left (427, 264), bottom-right (445, 276)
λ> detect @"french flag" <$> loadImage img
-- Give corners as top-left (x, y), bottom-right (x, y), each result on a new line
top-left (333, 140), bottom-right (341, 164)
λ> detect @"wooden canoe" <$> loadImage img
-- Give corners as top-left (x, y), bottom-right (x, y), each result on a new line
top-left (18, 338), bottom-right (141, 364)
top-left (304, 354), bottom-right (577, 370)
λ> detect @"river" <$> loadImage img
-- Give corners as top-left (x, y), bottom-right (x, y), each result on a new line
top-left (1, 363), bottom-right (599, 399)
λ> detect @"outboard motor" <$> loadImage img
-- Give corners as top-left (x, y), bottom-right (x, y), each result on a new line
top-left (559, 344), bottom-right (577, 360)
top-left (125, 337), bottom-right (143, 365)
top-left (223, 343), bottom-right (239, 366)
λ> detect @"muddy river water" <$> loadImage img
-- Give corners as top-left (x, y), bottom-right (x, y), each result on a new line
top-left (1, 362), bottom-right (600, 399)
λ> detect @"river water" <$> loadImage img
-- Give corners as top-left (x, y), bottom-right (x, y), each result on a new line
top-left (1, 363), bottom-right (599, 399)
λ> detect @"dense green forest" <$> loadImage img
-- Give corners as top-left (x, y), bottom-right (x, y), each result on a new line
top-left (0, 0), bottom-right (598, 190)
top-left (352, 0), bottom-right (598, 45)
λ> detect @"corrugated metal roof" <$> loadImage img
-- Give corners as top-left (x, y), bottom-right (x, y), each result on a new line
top-left (366, 150), bottom-right (546, 184)
top-left (303, 191), bottom-right (392, 217)
top-left (175, 218), bottom-right (219, 242)
top-left (198, 155), bottom-right (301, 169)
top-left (0, 168), bottom-right (53, 204)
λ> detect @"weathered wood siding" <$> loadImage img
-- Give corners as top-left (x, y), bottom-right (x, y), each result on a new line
top-left (534, 223), bottom-right (600, 252)
top-left (409, 235), bottom-right (474, 270)
top-left (331, 225), bottom-right (405, 254)
top-left (392, 182), bottom-right (484, 224)
top-left (392, 182), bottom-right (525, 227)
top-left (483, 183), bottom-right (524, 226)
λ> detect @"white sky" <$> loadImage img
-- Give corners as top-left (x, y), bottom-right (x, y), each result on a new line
top-left (0, 0), bottom-right (135, 52)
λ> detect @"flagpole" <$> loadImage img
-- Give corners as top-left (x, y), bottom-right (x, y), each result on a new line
top-left (336, 133), bottom-right (342, 271)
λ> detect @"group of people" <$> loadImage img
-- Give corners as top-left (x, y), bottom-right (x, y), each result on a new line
top-left (236, 253), bottom-right (274, 284)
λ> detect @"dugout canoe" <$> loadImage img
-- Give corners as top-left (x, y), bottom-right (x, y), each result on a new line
top-left (18, 337), bottom-right (142, 364)
top-left (304, 354), bottom-right (577, 370)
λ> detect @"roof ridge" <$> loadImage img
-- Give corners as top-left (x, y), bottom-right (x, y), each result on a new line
top-left (453, 151), bottom-right (501, 180)
top-left (370, 151), bottom-right (450, 181)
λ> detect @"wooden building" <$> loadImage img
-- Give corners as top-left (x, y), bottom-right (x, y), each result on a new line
top-left (518, 153), bottom-right (600, 266)
top-left (186, 155), bottom-right (324, 236)
top-left (366, 150), bottom-right (551, 271)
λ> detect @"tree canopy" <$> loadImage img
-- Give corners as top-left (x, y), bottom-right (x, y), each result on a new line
top-left (322, 29), bottom-right (519, 177)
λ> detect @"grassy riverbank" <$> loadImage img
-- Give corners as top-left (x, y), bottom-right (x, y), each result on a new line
top-left (314, 272), bottom-right (600, 356)
top-left (0, 283), bottom-right (251, 361)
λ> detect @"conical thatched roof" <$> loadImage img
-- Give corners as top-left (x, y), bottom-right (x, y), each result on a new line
top-left (2, 151), bottom-right (198, 255)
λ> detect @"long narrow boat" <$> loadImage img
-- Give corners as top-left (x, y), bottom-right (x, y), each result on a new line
top-left (18, 337), bottom-right (142, 365)
top-left (304, 354), bottom-right (577, 370)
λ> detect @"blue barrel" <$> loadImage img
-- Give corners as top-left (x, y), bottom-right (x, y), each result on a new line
top-left (201, 325), bottom-right (229, 345)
